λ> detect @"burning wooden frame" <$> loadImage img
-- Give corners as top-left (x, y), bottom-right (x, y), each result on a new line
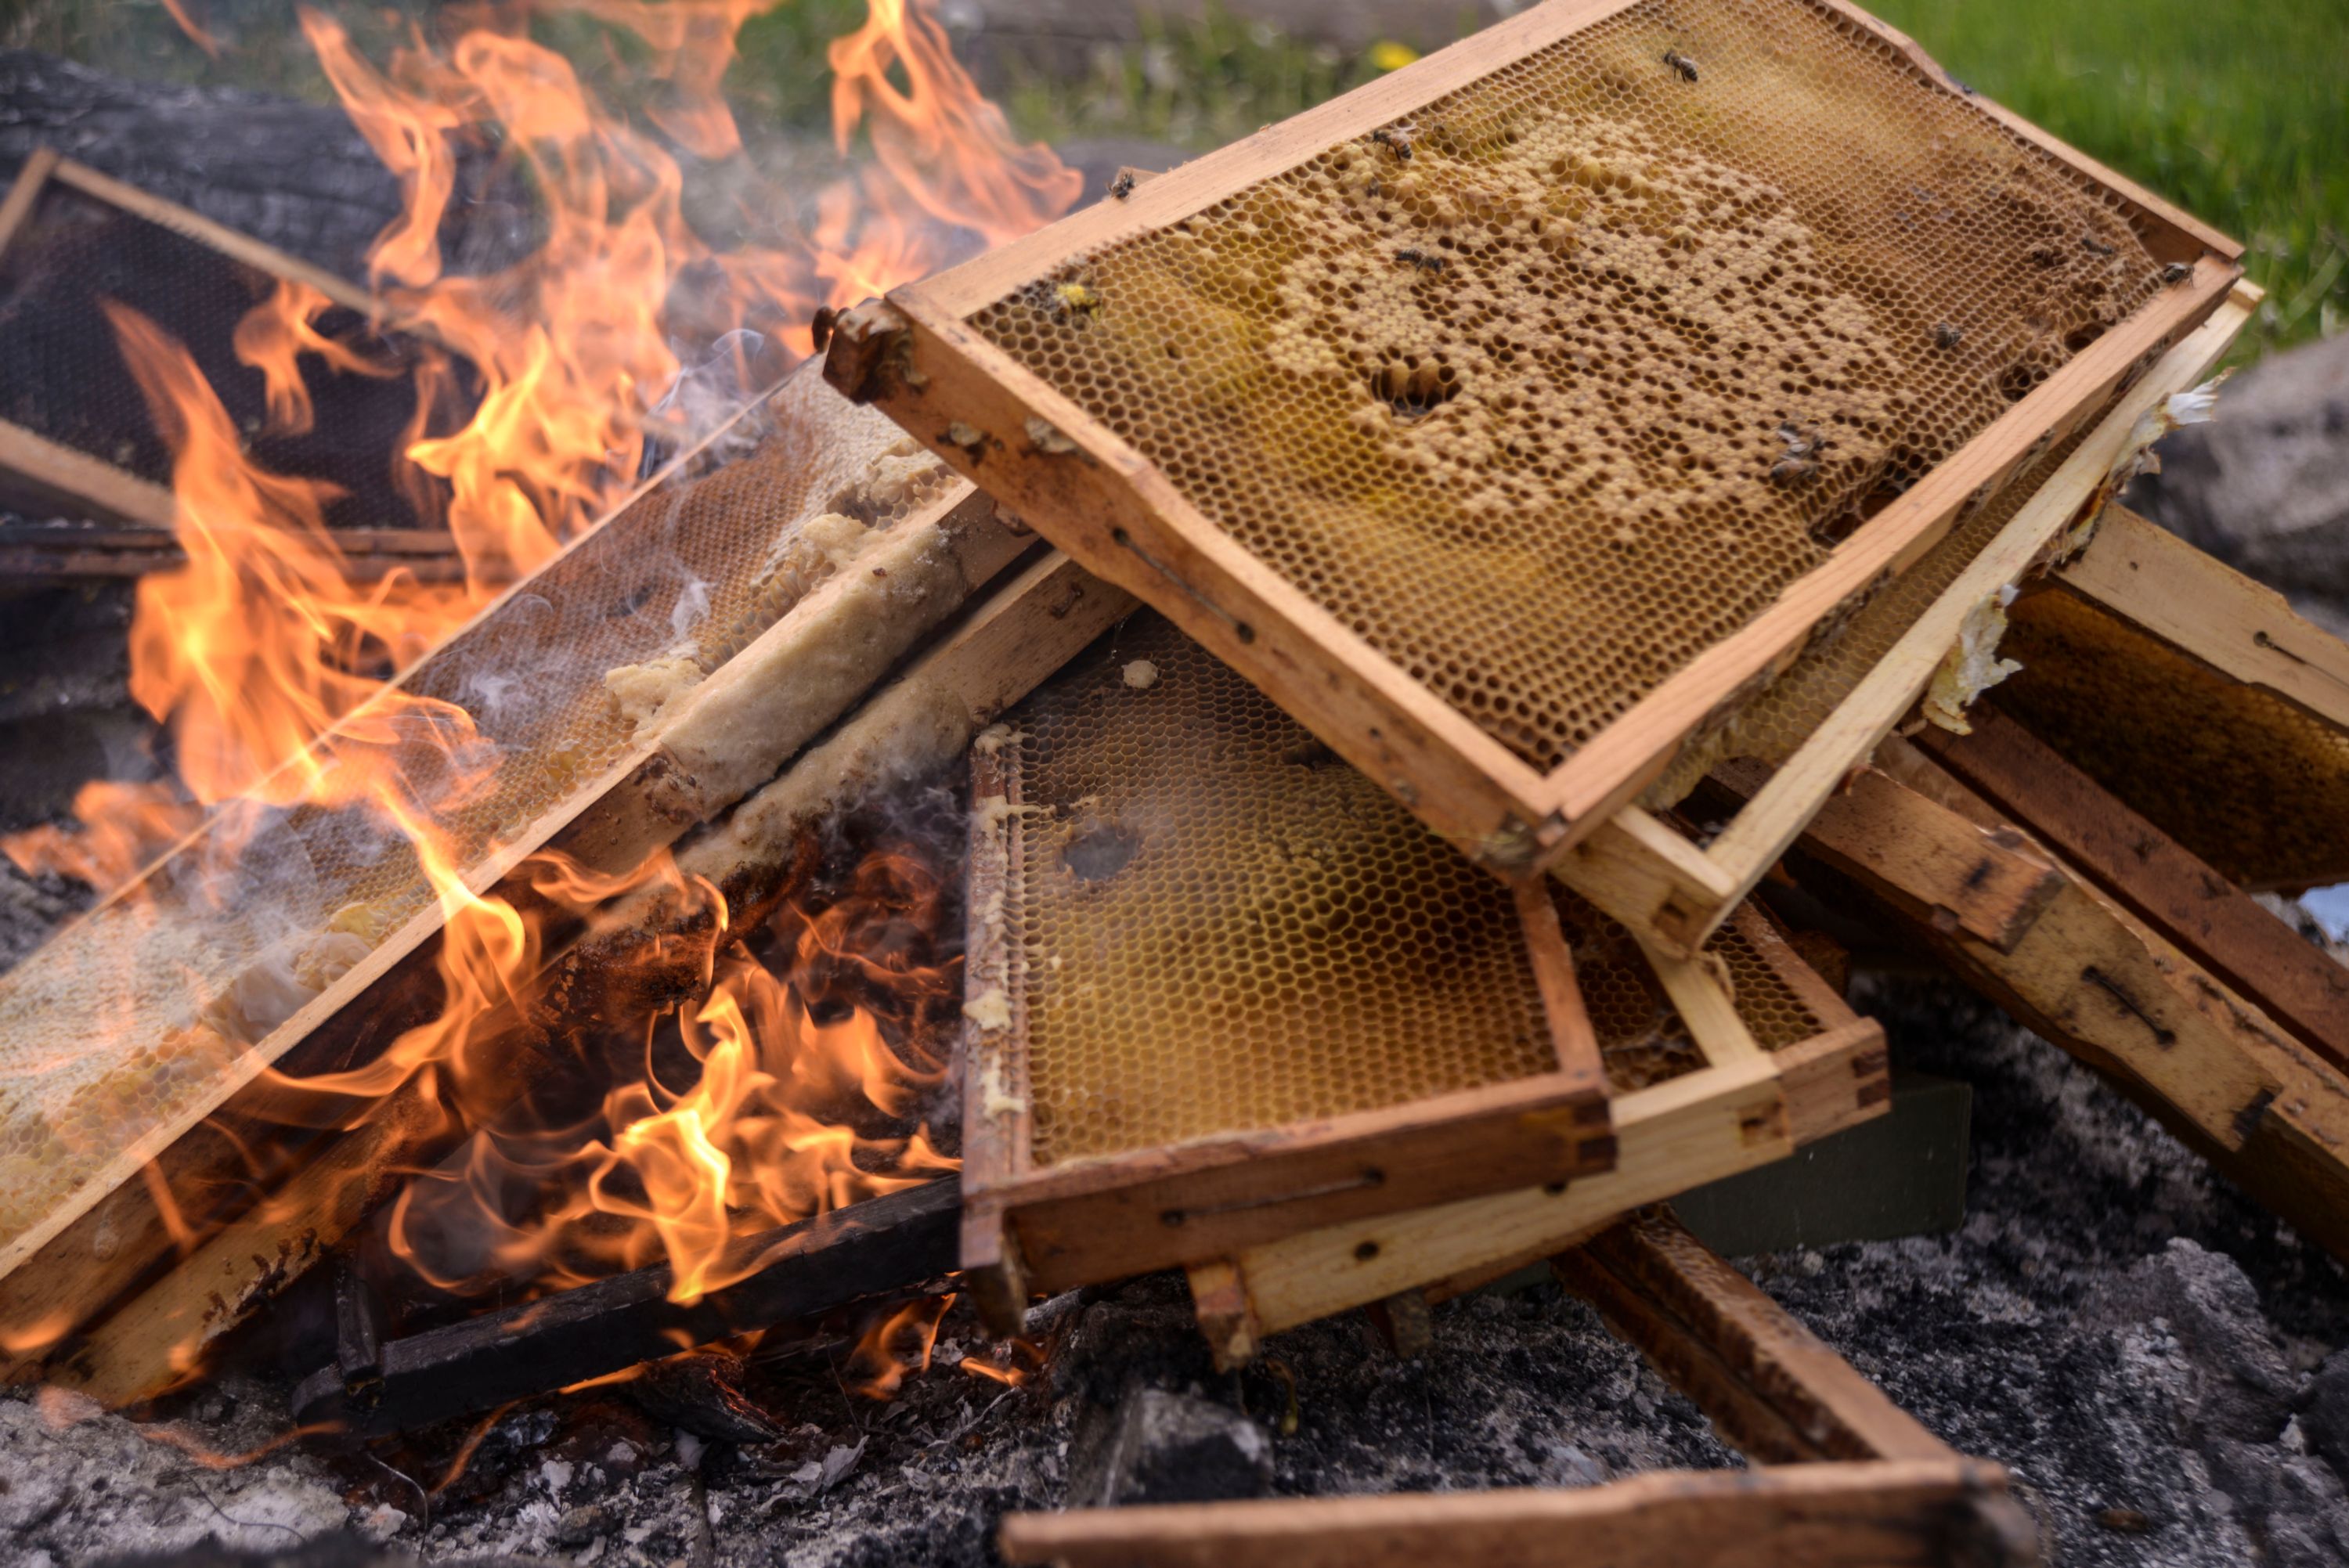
top-left (821, 0), bottom-right (2242, 957)
top-left (0, 369), bottom-right (1041, 1396)
top-left (10, 547), bottom-right (1135, 1406)
top-left (1003, 1209), bottom-right (2039, 1567)
top-left (0, 149), bottom-right (471, 548)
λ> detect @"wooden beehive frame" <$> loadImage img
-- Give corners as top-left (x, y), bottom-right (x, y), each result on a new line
top-left (1179, 902), bottom-right (1884, 1365)
top-left (1005, 1209), bottom-right (2038, 1568)
top-left (1558, 285), bottom-right (2258, 950)
top-left (958, 730), bottom-right (1616, 1330)
top-left (0, 150), bottom-right (464, 549)
top-left (823, 0), bottom-right (2243, 937)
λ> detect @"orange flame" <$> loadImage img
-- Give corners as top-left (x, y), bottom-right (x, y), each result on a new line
top-left (15, 0), bottom-right (1073, 1397)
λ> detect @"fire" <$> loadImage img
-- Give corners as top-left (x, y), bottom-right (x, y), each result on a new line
top-left (9, 0), bottom-right (1075, 1391)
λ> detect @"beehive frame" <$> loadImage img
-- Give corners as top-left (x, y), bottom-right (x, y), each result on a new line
top-left (1561, 284), bottom-right (2255, 949)
top-left (824, 0), bottom-right (2243, 923)
top-left (0, 150), bottom-right (465, 548)
top-left (960, 684), bottom-right (1615, 1328)
top-left (1182, 896), bottom-right (1884, 1365)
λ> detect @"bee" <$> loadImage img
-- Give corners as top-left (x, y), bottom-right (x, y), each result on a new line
top-left (1770, 420), bottom-right (1828, 487)
top-left (1933, 322), bottom-right (1964, 349)
top-left (810, 305), bottom-right (839, 353)
top-left (1052, 282), bottom-right (1104, 318)
top-left (2080, 234), bottom-right (2117, 257)
top-left (2161, 260), bottom-right (2195, 286)
top-left (1395, 247), bottom-right (1448, 273)
top-left (1663, 49), bottom-right (1699, 82)
top-left (1371, 124), bottom-right (1416, 160)
top-left (1109, 170), bottom-right (1137, 200)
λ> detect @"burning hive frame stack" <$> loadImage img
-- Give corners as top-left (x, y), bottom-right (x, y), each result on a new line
top-left (4, 2), bottom-right (2349, 1555)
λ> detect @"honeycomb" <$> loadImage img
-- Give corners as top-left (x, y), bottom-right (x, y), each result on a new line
top-left (1994, 588), bottom-right (2349, 892)
top-left (1643, 418), bottom-right (2095, 803)
top-left (0, 175), bottom-right (469, 533)
top-left (0, 366), bottom-right (941, 1260)
top-left (962, 0), bottom-right (2161, 771)
top-left (979, 615), bottom-right (1831, 1166)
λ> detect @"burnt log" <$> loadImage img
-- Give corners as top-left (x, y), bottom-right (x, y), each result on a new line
top-left (291, 1177), bottom-right (962, 1437)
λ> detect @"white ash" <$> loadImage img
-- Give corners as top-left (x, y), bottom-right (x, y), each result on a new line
top-left (9, 982), bottom-right (2349, 1568)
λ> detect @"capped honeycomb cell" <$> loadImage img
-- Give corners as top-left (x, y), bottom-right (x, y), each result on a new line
top-left (837, 0), bottom-right (2240, 877)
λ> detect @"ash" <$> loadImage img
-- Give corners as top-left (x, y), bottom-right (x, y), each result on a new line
top-left (3, 972), bottom-right (2344, 1568)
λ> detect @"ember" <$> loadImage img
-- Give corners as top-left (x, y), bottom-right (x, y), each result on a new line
top-left (1, 1), bottom-right (2346, 1564)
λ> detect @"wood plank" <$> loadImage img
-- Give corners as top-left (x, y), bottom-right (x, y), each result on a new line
top-left (1554, 806), bottom-right (1742, 957)
top-left (289, 1178), bottom-right (960, 1438)
top-left (990, 1067), bottom-right (1617, 1298)
top-left (1187, 1018), bottom-right (1886, 1360)
top-left (0, 416), bottom-right (181, 528)
top-left (999, 1458), bottom-right (2035, 1568)
top-left (15, 550), bottom-right (1134, 1404)
top-left (2054, 504), bottom-right (2349, 737)
top-left (0, 523), bottom-right (470, 582)
top-left (49, 157), bottom-right (386, 324)
top-left (1553, 1208), bottom-right (1954, 1464)
top-left (1920, 708), bottom-right (2349, 1076)
top-left (1708, 759), bottom-right (2063, 953)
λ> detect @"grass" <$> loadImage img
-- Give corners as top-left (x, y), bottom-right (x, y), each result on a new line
top-left (3, 0), bottom-right (2340, 359)
top-left (1860, 0), bottom-right (2347, 357)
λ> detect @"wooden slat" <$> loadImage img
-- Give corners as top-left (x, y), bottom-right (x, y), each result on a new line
top-left (1185, 1017), bottom-right (1886, 1361)
top-left (1709, 759), bottom-right (2063, 953)
top-left (2054, 504), bottom-right (2349, 737)
top-left (49, 157), bottom-right (386, 324)
top-left (0, 147), bottom-right (60, 263)
top-left (293, 1179), bottom-right (961, 1438)
top-left (999, 1458), bottom-right (2036, 1568)
top-left (1921, 709), bottom-right (2349, 1076)
top-left (0, 418), bottom-right (180, 529)
top-left (0, 523), bottom-right (469, 582)
top-left (1553, 1208), bottom-right (1954, 1464)
top-left (1795, 743), bottom-right (2349, 1265)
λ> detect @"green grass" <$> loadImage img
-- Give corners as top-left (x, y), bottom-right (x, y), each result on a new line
top-left (5, 0), bottom-right (2339, 359)
top-left (1861, 0), bottom-right (2347, 357)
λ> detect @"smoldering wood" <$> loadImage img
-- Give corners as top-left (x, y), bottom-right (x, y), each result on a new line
top-left (290, 1178), bottom-right (961, 1437)
top-left (0, 50), bottom-right (477, 286)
